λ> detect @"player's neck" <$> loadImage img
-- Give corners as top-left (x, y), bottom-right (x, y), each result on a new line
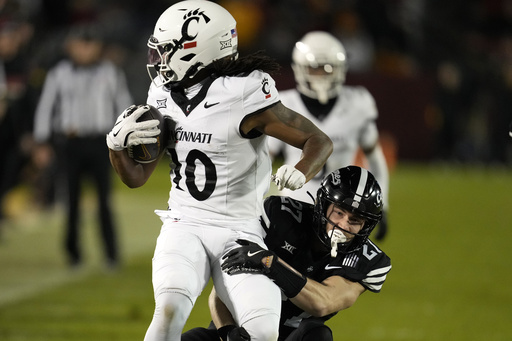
top-left (300, 93), bottom-right (337, 121)
top-left (168, 68), bottom-right (214, 91)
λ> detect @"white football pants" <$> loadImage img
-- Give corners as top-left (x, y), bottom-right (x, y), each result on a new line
top-left (143, 217), bottom-right (281, 341)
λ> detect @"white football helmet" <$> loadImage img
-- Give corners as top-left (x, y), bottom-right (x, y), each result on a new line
top-left (292, 31), bottom-right (347, 104)
top-left (147, 0), bottom-right (238, 86)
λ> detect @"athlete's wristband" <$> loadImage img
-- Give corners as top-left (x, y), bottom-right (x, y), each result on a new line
top-left (264, 257), bottom-right (307, 298)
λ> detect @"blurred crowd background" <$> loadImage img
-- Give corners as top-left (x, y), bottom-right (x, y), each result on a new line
top-left (1, 0), bottom-right (512, 221)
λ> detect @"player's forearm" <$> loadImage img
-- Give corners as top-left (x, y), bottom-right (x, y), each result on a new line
top-left (290, 277), bottom-right (357, 317)
top-left (365, 144), bottom-right (389, 207)
top-left (108, 149), bottom-right (157, 188)
top-left (294, 133), bottom-right (333, 182)
top-left (209, 287), bottom-right (236, 329)
top-left (253, 103), bottom-right (332, 182)
top-left (262, 256), bottom-right (360, 317)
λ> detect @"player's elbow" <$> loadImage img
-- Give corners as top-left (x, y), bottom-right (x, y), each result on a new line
top-left (326, 136), bottom-right (334, 153)
top-left (307, 302), bottom-right (332, 318)
top-left (124, 180), bottom-right (144, 189)
top-left (304, 299), bottom-right (338, 317)
top-left (118, 172), bottom-right (147, 188)
top-left (321, 132), bottom-right (333, 150)
top-left (320, 136), bottom-right (333, 164)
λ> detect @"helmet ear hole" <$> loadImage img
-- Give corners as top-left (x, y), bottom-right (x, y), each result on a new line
top-left (180, 54), bottom-right (195, 62)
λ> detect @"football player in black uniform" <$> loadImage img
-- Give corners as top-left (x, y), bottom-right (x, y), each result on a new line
top-left (182, 165), bottom-right (391, 341)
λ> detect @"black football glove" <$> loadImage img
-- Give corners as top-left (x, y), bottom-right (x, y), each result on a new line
top-left (374, 210), bottom-right (388, 241)
top-left (221, 239), bottom-right (274, 275)
top-left (217, 325), bottom-right (251, 341)
top-left (227, 326), bottom-right (250, 341)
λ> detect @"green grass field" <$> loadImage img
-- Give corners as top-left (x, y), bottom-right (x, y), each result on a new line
top-left (1, 163), bottom-right (511, 340)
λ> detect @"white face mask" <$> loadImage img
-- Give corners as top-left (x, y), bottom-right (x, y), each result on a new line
top-left (330, 229), bottom-right (347, 258)
top-left (309, 77), bottom-right (332, 104)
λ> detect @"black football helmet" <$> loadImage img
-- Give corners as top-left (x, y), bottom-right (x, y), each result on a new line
top-left (313, 166), bottom-right (383, 256)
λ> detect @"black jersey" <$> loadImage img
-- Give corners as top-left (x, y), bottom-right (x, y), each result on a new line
top-left (261, 195), bottom-right (391, 338)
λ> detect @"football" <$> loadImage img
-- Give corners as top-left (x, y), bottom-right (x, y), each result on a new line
top-left (127, 105), bottom-right (170, 163)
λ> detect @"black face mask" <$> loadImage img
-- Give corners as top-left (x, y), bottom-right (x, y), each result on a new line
top-left (300, 93), bottom-right (337, 121)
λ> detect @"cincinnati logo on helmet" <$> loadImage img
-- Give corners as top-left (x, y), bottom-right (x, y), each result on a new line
top-left (165, 8), bottom-right (212, 52)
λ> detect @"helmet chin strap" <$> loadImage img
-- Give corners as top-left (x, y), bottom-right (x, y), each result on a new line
top-left (169, 62), bottom-right (205, 89)
top-left (330, 229), bottom-right (347, 258)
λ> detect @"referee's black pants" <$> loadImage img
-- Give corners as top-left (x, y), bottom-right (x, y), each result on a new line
top-left (60, 135), bottom-right (118, 267)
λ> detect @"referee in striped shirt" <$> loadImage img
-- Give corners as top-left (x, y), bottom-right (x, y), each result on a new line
top-left (33, 24), bottom-right (133, 270)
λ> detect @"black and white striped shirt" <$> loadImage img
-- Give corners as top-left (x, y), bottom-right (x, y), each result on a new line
top-left (33, 59), bottom-right (132, 142)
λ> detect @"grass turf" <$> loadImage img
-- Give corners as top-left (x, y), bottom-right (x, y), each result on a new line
top-left (0, 163), bottom-right (511, 340)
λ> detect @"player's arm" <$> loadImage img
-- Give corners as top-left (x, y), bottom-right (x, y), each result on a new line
top-left (106, 105), bottom-right (161, 188)
top-left (241, 102), bottom-right (333, 183)
top-left (108, 150), bottom-right (160, 188)
top-left (222, 240), bottom-right (365, 318)
top-left (209, 286), bottom-right (236, 329)
top-left (206, 287), bottom-right (251, 341)
top-left (289, 272), bottom-right (365, 317)
top-left (362, 134), bottom-right (389, 240)
top-left (259, 254), bottom-right (365, 317)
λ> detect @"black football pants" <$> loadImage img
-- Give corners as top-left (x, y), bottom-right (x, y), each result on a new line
top-left (61, 135), bottom-right (118, 266)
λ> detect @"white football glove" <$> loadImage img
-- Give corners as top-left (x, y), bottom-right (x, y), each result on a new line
top-left (272, 165), bottom-right (306, 191)
top-left (106, 105), bottom-right (160, 151)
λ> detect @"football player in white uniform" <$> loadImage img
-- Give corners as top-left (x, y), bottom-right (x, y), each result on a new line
top-left (106, 2), bottom-right (332, 341)
top-left (268, 31), bottom-right (390, 240)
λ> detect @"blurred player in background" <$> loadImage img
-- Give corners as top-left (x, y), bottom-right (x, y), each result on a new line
top-left (268, 31), bottom-right (390, 240)
top-left (33, 24), bottom-right (133, 269)
top-left (106, 1), bottom-right (332, 341)
top-left (182, 166), bottom-right (391, 341)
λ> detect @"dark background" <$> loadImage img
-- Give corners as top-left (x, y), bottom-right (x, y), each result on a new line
top-left (2, 0), bottom-right (512, 162)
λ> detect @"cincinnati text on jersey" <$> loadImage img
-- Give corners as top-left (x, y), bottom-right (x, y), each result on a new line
top-left (174, 126), bottom-right (213, 144)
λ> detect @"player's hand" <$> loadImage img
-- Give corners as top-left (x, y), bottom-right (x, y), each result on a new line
top-left (106, 105), bottom-right (160, 151)
top-left (272, 165), bottom-right (306, 191)
top-left (226, 326), bottom-right (250, 341)
top-left (374, 210), bottom-right (388, 241)
top-left (217, 325), bottom-right (251, 341)
top-left (221, 239), bottom-right (273, 275)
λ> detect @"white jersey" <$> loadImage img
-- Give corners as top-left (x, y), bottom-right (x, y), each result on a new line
top-left (268, 86), bottom-right (379, 202)
top-left (147, 70), bottom-right (280, 221)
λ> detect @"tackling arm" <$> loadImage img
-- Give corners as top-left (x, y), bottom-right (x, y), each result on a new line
top-left (208, 288), bottom-right (251, 341)
top-left (222, 240), bottom-right (365, 317)
top-left (289, 272), bottom-right (365, 317)
top-left (261, 254), bottom-right (365, 317)
top-left (209, 287), bottom-right (236, 329)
